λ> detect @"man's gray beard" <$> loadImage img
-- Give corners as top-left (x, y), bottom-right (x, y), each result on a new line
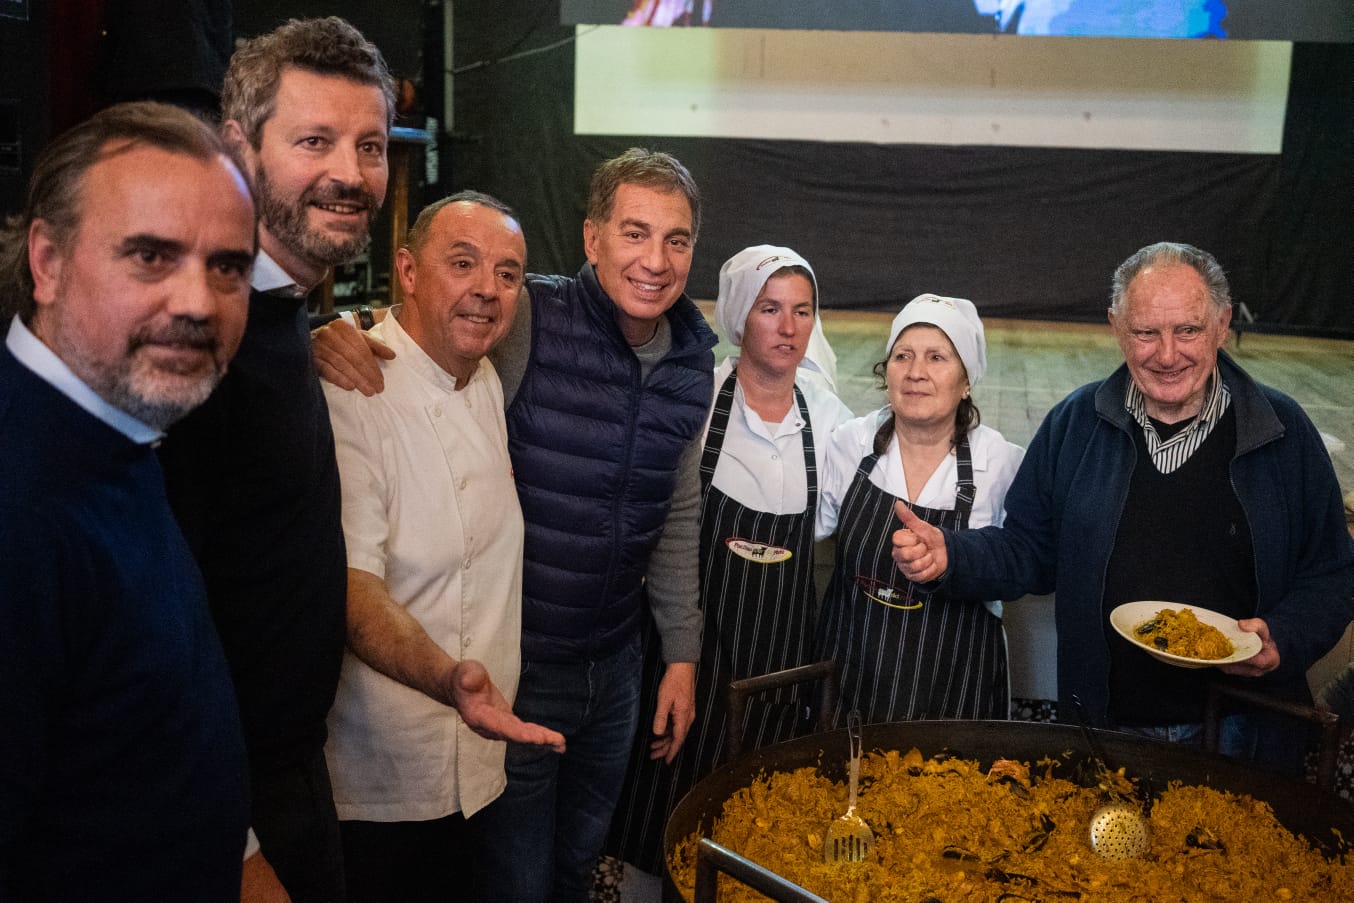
top-left (58, 324), bottom-right (228, 431)
top-left (60, 346), bottom-right (223, 431)
top-left (104, 374), bottom-right (219, 431)
top-left (255, 165), bottom-right (379, 269)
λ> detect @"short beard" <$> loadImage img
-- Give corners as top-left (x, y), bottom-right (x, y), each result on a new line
top-left (91, 319), bottom-right (226, 431)
top-left (255, 165), bottom-right (380, 269)
top-left (104, 373), bottom-right (218, 431)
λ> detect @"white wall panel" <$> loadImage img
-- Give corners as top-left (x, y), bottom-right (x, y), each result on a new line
top-left (574, 27), bottom-right (1291, 153)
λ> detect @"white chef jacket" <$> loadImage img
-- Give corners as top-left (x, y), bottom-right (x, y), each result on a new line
top-left (323, 314), bottom-right (524, 821)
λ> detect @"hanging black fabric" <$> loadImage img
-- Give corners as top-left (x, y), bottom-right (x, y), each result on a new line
top-left (448, 1), bottom-right (1354, 337)
top-left (1263, 41), bottom-right (1354, 333)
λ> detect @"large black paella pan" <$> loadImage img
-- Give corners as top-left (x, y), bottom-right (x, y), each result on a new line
top-left (662, 720), bottom-right (1354, 902)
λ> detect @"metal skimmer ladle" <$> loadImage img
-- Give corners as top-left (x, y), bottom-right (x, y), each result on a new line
top-left (824, 710), bottom-right (875, 863)
top-left (1072, 695), bottom-right (1151, 861)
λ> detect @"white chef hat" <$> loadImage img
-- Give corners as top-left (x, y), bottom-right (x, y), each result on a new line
top-left (715, 245), bottom-right (819, 347)
top-left (885, 293), bottom-right (987, 385)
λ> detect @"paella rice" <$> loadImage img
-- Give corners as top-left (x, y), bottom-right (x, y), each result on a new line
top-left (669, 748), bottom-right (1354, 902)
top-left (1132, 607), bottom-right (1233, 660)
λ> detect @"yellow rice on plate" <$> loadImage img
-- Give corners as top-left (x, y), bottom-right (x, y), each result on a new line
top-left (1132, 607), bottom-right (1234, 660)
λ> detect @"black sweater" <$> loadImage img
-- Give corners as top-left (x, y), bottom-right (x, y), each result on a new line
top-left (0, 346), bottom-right (248, 900)
top-left (159, 290), bottom-right (348, 778)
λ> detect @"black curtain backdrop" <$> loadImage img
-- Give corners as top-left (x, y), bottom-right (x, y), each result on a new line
top-left (446, 2), bottom-right (1354, 336)
top-left (1263, 42), bottom-right (1354, 333)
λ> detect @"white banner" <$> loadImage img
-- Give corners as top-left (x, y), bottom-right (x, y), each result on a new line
top-left (574, 27), bottom-right (1291, 154)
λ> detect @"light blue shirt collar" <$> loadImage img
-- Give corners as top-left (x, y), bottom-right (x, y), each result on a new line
top-left (6, 316), bottom-right (162, 444)
top-left (251, 248), bottom-right (312, 298)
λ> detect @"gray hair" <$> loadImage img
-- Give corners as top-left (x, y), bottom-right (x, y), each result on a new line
top-left (0, 101), bottom-right (250, 324)
top-left (222, 17), bottom-right (396, 149)
top-left (587, 147), bottom-right (701, 242)
top-left (1110, 242), bottom-right (1231, 314)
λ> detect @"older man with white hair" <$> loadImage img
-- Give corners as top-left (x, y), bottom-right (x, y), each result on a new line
top-left (894, 241), bottom-right (1354, 774)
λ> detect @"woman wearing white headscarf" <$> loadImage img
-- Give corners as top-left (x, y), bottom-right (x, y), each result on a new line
top-left (815, 294), bottom-right (1024, 727)
top-left (608, 245), bottom-right (853, 877)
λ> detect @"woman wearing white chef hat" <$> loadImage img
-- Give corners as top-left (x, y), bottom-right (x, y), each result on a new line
top-left (814, 293), bottom-right (1025, 728)
top-left (609, 245), bottom-right (854, 879)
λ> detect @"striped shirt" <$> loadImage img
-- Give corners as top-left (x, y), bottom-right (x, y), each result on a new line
top-left (1124, 366), bottom-right (1231, 474)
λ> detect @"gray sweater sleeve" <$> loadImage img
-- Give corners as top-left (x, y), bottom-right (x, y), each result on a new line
top-left (645, 435), bottom-right (704, 664)
top-left (630, 319), bottom-right (704, 664)
top-left (490, 286), bottom-right (532, 408)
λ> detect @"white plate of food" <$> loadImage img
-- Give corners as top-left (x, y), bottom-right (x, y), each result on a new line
top-left (1109, 601), bottom-right (1262, 669)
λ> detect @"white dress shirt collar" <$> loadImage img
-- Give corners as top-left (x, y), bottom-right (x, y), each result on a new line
top-left (251, 248), bottom-right (312, 298)
top-left (6, 315), bottom-right (162, 444)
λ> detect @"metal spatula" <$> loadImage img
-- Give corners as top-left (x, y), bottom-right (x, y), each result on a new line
top-left (824, 710), bottom-right (875, 862)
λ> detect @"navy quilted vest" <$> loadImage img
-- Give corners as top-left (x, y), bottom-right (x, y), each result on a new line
top-left (508, 264), bottom-right (715, 663)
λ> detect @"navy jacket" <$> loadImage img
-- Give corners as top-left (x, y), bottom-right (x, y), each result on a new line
top-left (0, 345), bottom-right (249, 900)
top-left (944, 351), bottom-right (1354, 726)
top-left (508, 264), bottom-right (716, 663)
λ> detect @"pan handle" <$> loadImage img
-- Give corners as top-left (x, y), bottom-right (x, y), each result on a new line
top-left (724, 660), bottom-right (838, 764)
top-left (694, 838), bottom-right (830, 903)
top-left (1204, 680), bottom-right (1343, 792)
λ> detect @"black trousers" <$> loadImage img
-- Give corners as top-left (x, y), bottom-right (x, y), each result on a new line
top-left (340, 812), bottom-right (476, 903)
top-left (251, 750), bottom-right (347, 903)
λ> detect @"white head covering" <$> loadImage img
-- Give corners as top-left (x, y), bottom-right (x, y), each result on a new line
top-left (715, 245), bottom-right (819, 347)
top-left (885, 293), bottom-right (987, 385)
top-left (803, 315), bottom-right (839, 391)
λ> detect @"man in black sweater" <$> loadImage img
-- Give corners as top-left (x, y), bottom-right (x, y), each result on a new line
top-left (157, 17), bottom-right (394, 902)
top-left (1, 102), bottom-right (256, 901)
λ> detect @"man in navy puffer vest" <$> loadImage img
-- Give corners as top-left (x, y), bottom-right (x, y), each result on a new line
top-left (312, 148), bottom-right (716, 902)
top-left (475, 149), bottom-right (716, 903)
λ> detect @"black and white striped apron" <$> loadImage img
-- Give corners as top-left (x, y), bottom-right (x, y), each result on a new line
top-left (814, 434), bottom-right (1008, 728)
top-left (608, 369), bottom-right (819, 872)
